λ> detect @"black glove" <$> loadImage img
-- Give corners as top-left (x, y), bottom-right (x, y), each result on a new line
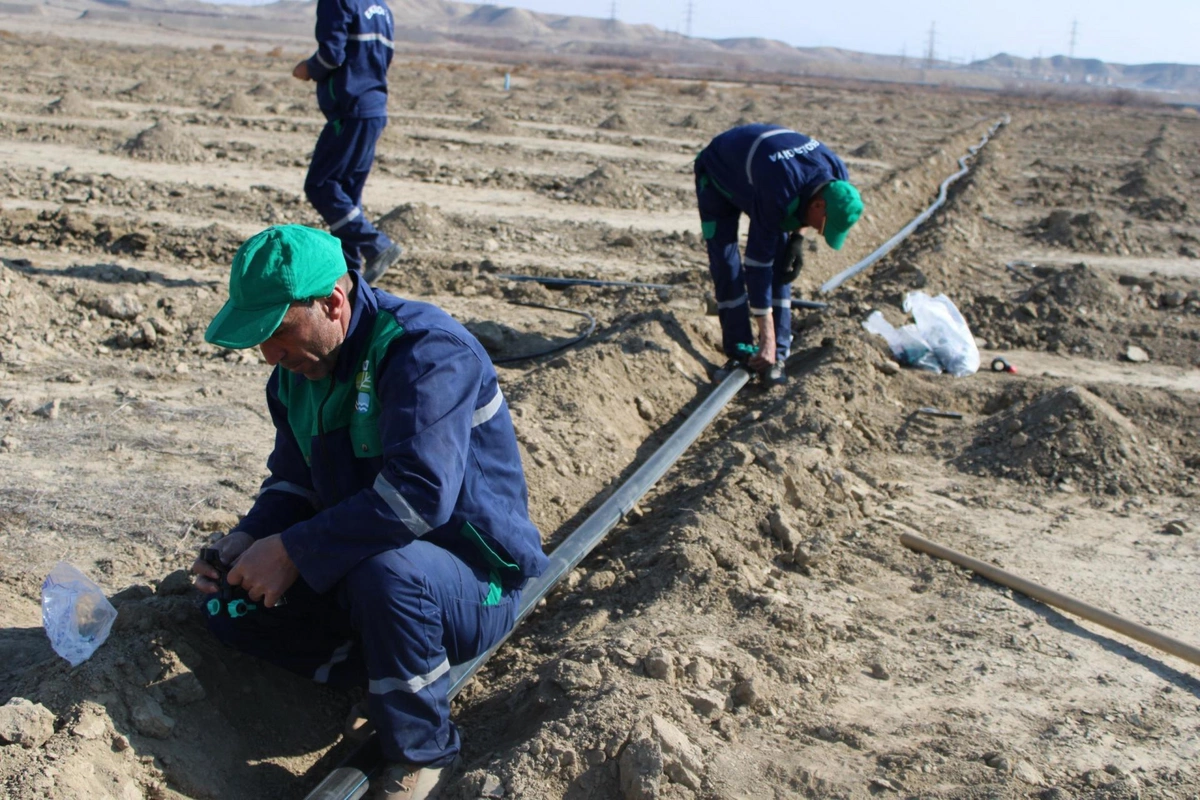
top-left (779, 232), bottom-right (804, 284)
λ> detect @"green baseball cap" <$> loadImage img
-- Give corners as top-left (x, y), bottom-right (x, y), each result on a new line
top-left (821, 180), bottom-right (864, 250)
top-left (205, 225), bottom-right (347, 349)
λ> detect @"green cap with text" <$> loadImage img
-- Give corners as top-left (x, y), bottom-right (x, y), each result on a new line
top-left (205, 225), bottom-right (347, 349)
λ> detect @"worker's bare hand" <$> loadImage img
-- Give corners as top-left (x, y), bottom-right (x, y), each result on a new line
top-left (190, 530), bottom-right (254, 594)
top-left (292, 60), bottom-right (311, 81)
top-left (749, 316), bottom-right (776, 369)
top-left (227, 534), bottom-right (299, 608)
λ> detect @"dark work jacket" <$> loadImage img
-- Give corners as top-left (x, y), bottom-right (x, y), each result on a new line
top-left (305, 0), bottom-right (394, 120)
top-left (237, 271), bottom-right (548, 595)
top-left (695, 124), bottom-right (850, 314)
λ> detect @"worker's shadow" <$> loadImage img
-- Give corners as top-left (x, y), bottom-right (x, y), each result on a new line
top-left (988, 576), bottom-right (1200, 700)
top-left (3, 257), bottom-right (219, 290)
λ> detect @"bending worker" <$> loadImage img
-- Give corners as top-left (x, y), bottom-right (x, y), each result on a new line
top-left (293, 0), bottom-right (404, 284)
top-left (695, 123), bottom-right (864, 384)
top-left (191, 225), bottom-right (547, 800)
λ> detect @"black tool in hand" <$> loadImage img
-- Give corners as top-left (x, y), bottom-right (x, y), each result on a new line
top-left (200, 547), bottom-right (259, 619)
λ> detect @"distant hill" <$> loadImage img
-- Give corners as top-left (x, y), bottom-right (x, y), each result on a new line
top-left (970, 52), bottom-right (1200, 90)
top-left (8, 0), bottom-right (1199, 93)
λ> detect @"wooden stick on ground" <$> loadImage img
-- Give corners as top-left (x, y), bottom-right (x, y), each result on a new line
top-left (900, 531), bottom-right (1200, 668)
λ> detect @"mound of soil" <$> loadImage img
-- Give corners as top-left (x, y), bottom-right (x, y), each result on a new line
top-left (123, 121), bottom-right (210, 163)
top-left (43, 91), bottom-right (92, 116)
top-left (1032, 209), bottom-right (1125, 253)
top-left (597, 112), bottom-right (629, 131)
top-left (565, 165), bottom-right (686, 211)
top-left (674, 113), bottom-right (700, 129)
top-left (851, 140), bottom-right (884, 159)
top-left (376, 202), bottom-right (455, 244)
top-left (954, 385), bottom-right (1179, 494)
top-left (119, 79), bottom-right (169, 102)
top-left (246, 82), bottom-right (278, 99)
top-left (212, 93), bottom-right (257, 114)
top-left (467, 111), bottom-right (513, 134)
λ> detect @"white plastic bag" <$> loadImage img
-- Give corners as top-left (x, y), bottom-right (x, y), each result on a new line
top-left (862, 311), bottom-right (942, 373)
top-left (41, 562), bottom-right (118, 667)
top-left (904, 292), bottom-right (980, 377)
top-left (863, 292), bottom-right (980, 377)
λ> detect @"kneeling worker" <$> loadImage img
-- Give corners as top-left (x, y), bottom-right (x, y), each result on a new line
top-left (695, 123), bottom-right (864, 384)
top-left (191, 225), bottom-right (547, 800)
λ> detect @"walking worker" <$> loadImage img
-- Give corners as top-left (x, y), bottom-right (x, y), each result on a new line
top-left (694, 123), bottom-right (864, 384)
top-left (292, 0), bottom-right (404, 284)
top-left (191, 225), bottom-right (547, 800)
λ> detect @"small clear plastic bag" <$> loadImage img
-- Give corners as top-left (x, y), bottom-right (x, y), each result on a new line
top-left (41, 562), bottom-right (118, 667)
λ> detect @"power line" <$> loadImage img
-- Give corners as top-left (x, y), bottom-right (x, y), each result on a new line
top-left (924, 22), bottom-right (936, 70)
top-left (685, 0), bottom-right (693, 38)
top-left (1068, 19), bottom-right (1078, 59)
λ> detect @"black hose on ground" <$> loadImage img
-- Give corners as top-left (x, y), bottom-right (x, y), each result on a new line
top-left (490, 301), bottom-right (597, 365)
top-left (499, 273), bottom-right (675, 291)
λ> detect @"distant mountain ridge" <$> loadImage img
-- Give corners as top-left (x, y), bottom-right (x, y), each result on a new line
top-left (12, 0), bottom-right (1200, 92)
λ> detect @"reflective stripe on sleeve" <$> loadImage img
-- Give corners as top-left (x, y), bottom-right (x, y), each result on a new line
top-left (743, 257), bottom-right (773, 268)
top-left (373, 474), bottom-right (432, 536)
top-left (772, 297), bottom-right (791, 308)
top-left (369, 658), bottom-right (450, 695)
top-left (315, 51), bottom-right (338, 70)
top-left (260, 480), bottom-right (318, 506)
top-left (750, 306), bottom-right (771, 317)
top-left (472, 388), bottom-right (503, 428)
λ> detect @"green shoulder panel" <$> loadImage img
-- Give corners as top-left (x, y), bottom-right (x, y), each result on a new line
top-left (275, 310), bottom-right (405, 464)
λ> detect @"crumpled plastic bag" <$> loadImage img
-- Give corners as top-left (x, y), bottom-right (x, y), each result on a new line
top-left (863, 291), bottom-right (980, 377)
top-left (41, 562), bottom-right (118, 667)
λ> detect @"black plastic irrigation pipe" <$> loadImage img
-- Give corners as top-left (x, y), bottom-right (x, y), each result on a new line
top-left (819, 116), bottom-right (1010, 294)
top-left (500, 273), bottom-right (674, 291)
top-left (502, 274), bottom-right (830, 311)
top-left (302, 367), bottom-right (753, 800)
top-left (490, 301), bottom-right (597, 365)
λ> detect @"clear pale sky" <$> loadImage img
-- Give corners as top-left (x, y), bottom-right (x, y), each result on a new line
top-left (212, 0), bottom-right (1198, 66)
top-left (497, 0), bottom-right (1198, 66)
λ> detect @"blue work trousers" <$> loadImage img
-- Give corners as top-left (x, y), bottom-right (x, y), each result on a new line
top-left (304, 116), bottom-right (394, 272)
top-left (695, 168), bottom-right (793, 362)
top-left (205, 540), bottom-right (520, 767)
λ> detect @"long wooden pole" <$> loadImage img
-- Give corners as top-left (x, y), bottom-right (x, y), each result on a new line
top-left (900, 532), bottom-right (1200, 667)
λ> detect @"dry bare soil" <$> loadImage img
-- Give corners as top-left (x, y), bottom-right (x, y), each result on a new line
top-left (1, 31), bottom-right (1200, 800)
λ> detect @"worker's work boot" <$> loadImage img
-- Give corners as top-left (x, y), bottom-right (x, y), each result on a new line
top-left (363, 242), bottom-right (404, 285)
top-left (763, 362), bottom-right (787, 387)
top-left (371, 762), bottom-right (452, 800)
top-left (343, 701), bottom-right (374, 743)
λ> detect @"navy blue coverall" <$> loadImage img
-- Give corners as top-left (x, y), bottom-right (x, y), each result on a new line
top-left (208, 271), bottom-right (548, 767)
top-left (303, 0), bottom-right (397, 271)
top-left (694, 124), bottom-right (851, 362)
